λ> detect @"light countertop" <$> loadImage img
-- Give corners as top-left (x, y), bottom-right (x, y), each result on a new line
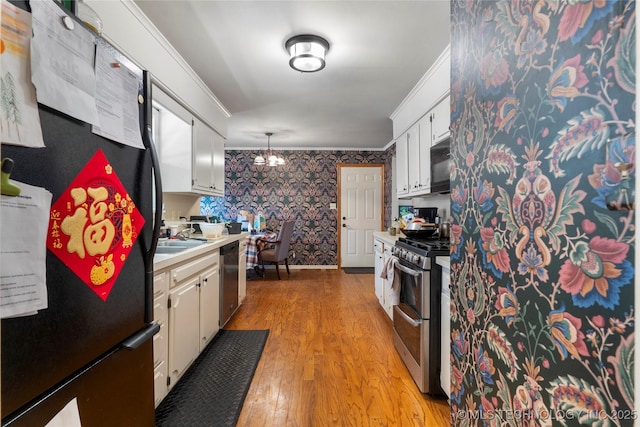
top-left (436, 256), bottom-right (450, 270)
top-left (373, 230), bottom-right (404, 246)
top-left (153, 232), bottom-right (249, 271)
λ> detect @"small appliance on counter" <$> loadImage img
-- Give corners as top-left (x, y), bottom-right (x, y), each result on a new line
top-left (226, 222), bottom-right (242, 234)
top-left (413, 207), bottom-right (439, 223)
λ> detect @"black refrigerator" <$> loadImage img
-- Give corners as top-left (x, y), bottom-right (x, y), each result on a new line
top-left (1, 2), bottom-right (163, 426)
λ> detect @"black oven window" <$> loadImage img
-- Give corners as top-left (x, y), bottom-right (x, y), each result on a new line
top-left (398, 265), bottom-right (421, 315)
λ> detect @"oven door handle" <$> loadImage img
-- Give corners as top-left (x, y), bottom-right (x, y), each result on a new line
top-left (395, 262), bottom-right (422, 277)
top-left (395, 306), bottom-right (422, 327)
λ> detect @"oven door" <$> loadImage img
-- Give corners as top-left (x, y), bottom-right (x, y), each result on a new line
top-left (393, 304), bottom-right (429, 393)
top-left (394, 259), bottom-right (428, 318)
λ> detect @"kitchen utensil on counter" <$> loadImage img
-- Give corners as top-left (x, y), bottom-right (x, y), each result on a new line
top-left (401, 221), bottom-right (439, 238)
top-left (439, 222), bottom-right (451, 239)
top-left (200, 222), bottom-right (225, 238)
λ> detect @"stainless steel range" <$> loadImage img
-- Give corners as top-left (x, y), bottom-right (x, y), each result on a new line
top-left (391, 237), bottom-right (449, 395)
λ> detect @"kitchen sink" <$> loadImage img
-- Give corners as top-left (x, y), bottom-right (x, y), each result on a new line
top-left (157, 239), bottom-right (206, 248)
top-left (155, 246), bottom-right (192, 254)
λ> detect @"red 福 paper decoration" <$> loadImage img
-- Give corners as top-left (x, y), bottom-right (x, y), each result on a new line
top-left (47, 149), bottom-right (145, 301)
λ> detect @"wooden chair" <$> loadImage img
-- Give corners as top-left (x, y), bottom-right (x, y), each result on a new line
top-left (256, 221), bottom-right (295, 280)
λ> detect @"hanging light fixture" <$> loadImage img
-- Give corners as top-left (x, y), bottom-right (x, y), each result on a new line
top-left (285, 34), bottom-right (330, 73)
top-left (254, 132), bottom-right (285, 167)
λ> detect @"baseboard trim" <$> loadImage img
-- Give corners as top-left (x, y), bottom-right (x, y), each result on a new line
top-left (258, 265), bottom-right (338, 270)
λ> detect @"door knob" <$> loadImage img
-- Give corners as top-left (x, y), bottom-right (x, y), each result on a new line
top-left (342, 217), bottom-right (346, 220)
top-left (342, 224), bottom-right (347, 227)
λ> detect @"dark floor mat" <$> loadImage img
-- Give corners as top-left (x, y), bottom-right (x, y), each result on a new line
top-left (343, 267), bottom-right (375, 274)
top-left (155, 329), bottom-right (269, 427)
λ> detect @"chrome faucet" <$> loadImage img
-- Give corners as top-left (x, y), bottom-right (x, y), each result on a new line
top-left (175, 227), bottom-right (195, 240)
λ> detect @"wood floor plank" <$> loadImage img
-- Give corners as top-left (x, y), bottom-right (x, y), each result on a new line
top-left (226, 269), bottom-right (450, 426)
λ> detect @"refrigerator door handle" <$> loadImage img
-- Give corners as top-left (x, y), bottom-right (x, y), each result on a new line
top-left (142, 71), bottom-right (163, 262)
top-left (121, 322), bottom-right (160, 350)
top-left (142, 71), bottom-right (163, 324)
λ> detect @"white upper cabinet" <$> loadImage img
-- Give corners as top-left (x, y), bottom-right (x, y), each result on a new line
top-left (193, 117), bottom-right (225, 196)
top-left (398, 118), bottom-right (432, 198)
top-left (390, 45), bottom-right (450, 199)
top-left (430, 95), bottom-right (451, 145)
top-left (406, 122), bottom-right (422, 193)
top-left (417, 115), bottom-right (432, 192)
top-left (395, 133), bottom-right (409, 196)
top-left (153, 86), bottom-right (225, 197)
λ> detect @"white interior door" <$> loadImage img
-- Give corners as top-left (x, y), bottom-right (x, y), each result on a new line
top-left (339, 165), bottom-right (383, 268)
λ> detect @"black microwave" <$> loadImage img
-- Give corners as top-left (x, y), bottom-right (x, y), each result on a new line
top-left (430, 139), bottom-right (450, 193)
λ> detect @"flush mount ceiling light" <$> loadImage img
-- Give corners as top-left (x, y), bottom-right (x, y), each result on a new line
top-left (254, 132), bottom-right (285, 167)
top-left (285, 34), bottom-right (330, 73)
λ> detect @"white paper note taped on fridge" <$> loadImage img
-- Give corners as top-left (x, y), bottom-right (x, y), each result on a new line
top-left (44, 398), bottom-right (82, 427)
top-left (0, 182), bottom-right (52, 318)
top-left (0, 0), bottom-right (45, 148)
top-left (92, 42), bottom-right (144, 149)
top-left (30, 0), bottom-right (100, 126)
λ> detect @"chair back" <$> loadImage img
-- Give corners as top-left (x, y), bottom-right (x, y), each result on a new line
top-left (273, 221), bottom-right (295, 260)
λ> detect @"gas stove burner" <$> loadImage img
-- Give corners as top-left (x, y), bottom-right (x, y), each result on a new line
top-left (393, 237), bottom-right (450, 270)
top-left (398, 237), bottom-right (450, 252)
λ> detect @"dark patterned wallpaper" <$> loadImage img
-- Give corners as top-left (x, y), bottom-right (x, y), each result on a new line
top-left (201, 148), bottom-right (394, 266)
top-left (450, 1), bottom-right (635, 425)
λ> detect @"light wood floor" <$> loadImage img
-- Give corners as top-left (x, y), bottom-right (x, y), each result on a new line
top-left (225, 268), bottom-right (450, 426)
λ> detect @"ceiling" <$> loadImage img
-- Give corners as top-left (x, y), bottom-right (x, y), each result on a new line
top-left (134, 1), bottom-right (451, 150)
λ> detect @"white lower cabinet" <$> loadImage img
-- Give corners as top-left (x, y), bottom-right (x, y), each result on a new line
top-left (168, 276), bottom-right (201, 389)
top-left (374, 239), bottom-right (385, 308)
top-left (163, 252), bottom-right (220, 391)
top-left (153, 271), bottom-right (169, 407)
top-left (153, 238), bottom-right (248, 406)
top-left (199, 263), bottom-right (220, 352)
top-left (374, 236), bottom-right (394, 319)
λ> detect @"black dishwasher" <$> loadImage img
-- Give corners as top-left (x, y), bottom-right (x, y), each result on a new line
top-left (220, 240), bottom-right (240, 327)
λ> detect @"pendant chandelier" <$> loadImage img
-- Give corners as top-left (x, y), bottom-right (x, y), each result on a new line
top-left (254, 132), bottom-right (285, 166)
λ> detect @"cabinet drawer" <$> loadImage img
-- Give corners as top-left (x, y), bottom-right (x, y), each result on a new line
top-left (153, 297), bottom-right (167, 365)
top-left (153, 271), bottom-right (168, 298)
top-left (171, 252), bottom-right (219, 285)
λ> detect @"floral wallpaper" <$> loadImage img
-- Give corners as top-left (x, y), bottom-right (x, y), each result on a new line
top-left (450, 1), bottom-right (635, 426)
top-left (201, 149), bottom-right (393, 266)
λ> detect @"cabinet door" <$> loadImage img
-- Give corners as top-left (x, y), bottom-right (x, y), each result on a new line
top-left (395, 134), bottom-right (409, 196)
top-left (192, 117), bottom-right (215, 194)
top-left (431, 95), bottom-right (451, 145)
top-left (382, 246), bottom-right (393, 319)
top-left (238, 240), bottom-right (247, 303)
top-left (153, 272), bottom-right (169, 407)
top-left (374, 239), bottom-right (385, 307)
top-left (168, 277), bottom-right (200, 388)
top-left (199, 265), bottom-right (220, 352)
top-left (418, 115), bottom-right (432, 192)
top-left (153, 101), bottom-right (193, 193)
top-left (407, 123), bottom-right (421, 193)
top-left (211, 130), bottom-right (225, 197)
